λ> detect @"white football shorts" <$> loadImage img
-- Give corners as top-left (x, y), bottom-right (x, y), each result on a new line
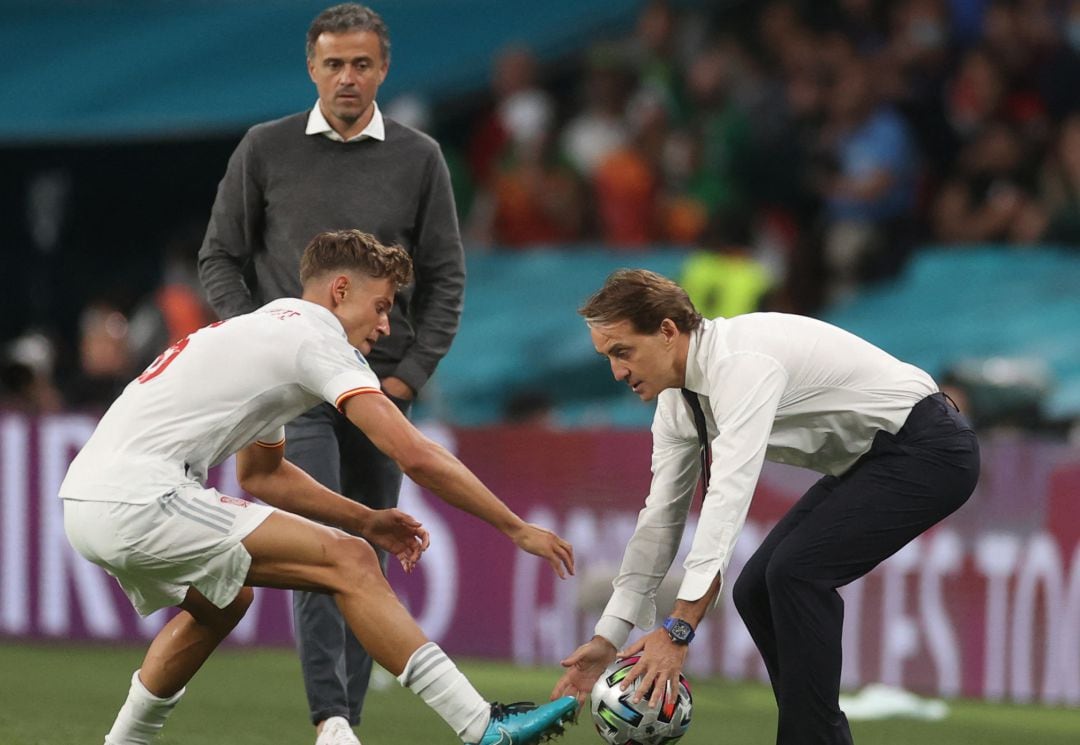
top-left (63, 485), bottom-right (275, 616)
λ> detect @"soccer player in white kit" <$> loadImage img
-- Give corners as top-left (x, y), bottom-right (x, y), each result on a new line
top-left (60, 230), bottom-right (577, 745)
top-left (553, 269), bottom-right (980, 745)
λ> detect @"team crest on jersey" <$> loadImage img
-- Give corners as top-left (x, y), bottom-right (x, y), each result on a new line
top-left (219, 495), bottom-right (249, 508)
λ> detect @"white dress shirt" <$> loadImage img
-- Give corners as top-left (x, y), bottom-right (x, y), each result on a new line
top-left (595, 314), bottom-right (938, 647)
top-left (305, 100), bottom-right (386, 142)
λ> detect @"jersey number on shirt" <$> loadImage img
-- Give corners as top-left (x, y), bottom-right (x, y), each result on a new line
top-left (137, 320), bottom-right (225, 384)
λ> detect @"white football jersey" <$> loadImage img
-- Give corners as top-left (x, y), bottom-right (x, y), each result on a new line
top-left (60, 298), bottom-right (381, 503)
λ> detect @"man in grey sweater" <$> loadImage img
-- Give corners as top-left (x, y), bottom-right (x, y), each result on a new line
top-left (197, 5), bottom-right (464, 745)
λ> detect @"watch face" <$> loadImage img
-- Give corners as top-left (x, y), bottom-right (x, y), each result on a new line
top-left (665, 618), bottom-right (694, 643)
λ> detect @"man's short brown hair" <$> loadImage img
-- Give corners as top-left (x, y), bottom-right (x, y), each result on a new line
top-left (579, 269), bottom-right (702, 334)
top-left (299, 230), bottom-right (413, 288)
top-left (306, 3), bottom-right (391, 61)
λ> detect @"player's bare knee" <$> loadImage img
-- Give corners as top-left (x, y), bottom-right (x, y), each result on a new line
top-left (327, 533), bottom-right (380, 589)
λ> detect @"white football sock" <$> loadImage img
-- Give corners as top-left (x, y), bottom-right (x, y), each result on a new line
top-left (397, 642), bottom-right (490, 743)
top-left (103, 669), bottom-right (185, 745)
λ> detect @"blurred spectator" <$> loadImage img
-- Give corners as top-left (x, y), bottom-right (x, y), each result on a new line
top-left (757, 0), bottom-right (812, 76)
top-left (980, 0), bottom-right (1055, 87)
top-left (833, 0), bottom-right (889, 54)
top-left (814, 54), bottom-right (919, 300)
top-left (561, 44), bottom-right (632, 179)
top-left (981, 0), bottom-right (1052, 143)
top-left (945, 46), bottom-right (1009, 141)
top-left (880, 0), bottom-right (958, 175)
top-left (466, 45), bottom-right (549, 190)
top-left (677, 44), bottom-right (752, 230)
top-left (680, 209), bottom-right (774, 319)
top-left (487, 102), bottom-right (587, 247)
top-left (63, 302), bottom-right (133, 409)
top-left (932, 119), bottom-right (1046, 244)
top-left (593, 91), bottom-right (666, 247)
top-left (466, 46), bottom-right (580, 247)
top-left (128, 223), bottom-right (214, 371)
top-left (1037, 112), bottom-right (1080, 245)
top-left (627, 0), bottom-right (688, 123)
top-left (0, 332), bottom-right (63, 413)
top-left (1037, 0), bottom-right (1080, 119)
top-left (945, 0), bottom-right (989, 47)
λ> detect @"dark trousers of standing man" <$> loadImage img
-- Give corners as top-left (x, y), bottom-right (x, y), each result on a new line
top-left (286, 397), bottom-right (411, 727)
top-left (731, 393), bottom-right (980, 745)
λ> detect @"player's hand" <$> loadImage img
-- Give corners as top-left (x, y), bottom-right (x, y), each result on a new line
top-left (551, 636), bottom-right (617, 707)
top-left (618, 628), bottom-right (688, 708)
top-left (510, 523), bottom-right (575, 578)
top-left (381, 376), bottom-right (415, 401)
top-left (363, 508), bottom-right (430, 572)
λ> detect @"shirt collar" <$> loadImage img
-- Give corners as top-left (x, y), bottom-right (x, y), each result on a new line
top-left (682, 317), bottom-right (715, 395)
top-left (264, 298), bottom-right (347, 338)
top-left (305, 101), bottom-right (385, 142)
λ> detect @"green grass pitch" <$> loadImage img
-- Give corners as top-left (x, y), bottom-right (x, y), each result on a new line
top-left (1, 643), bottom-right (1077, 744)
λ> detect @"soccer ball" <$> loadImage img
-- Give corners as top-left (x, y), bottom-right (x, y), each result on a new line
top-left (590, 655), bottom-right (692, 745)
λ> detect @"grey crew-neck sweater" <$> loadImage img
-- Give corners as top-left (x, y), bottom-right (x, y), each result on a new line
top-left (198, 111), bottom-right (464, 392)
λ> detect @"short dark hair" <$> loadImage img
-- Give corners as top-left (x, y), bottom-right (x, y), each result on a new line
top-left (579, 269), bottom-right (702, 334)
top-left (306, 3), bottom-right (391, 61)
top-left (299, 230), bottom-right (412, 288)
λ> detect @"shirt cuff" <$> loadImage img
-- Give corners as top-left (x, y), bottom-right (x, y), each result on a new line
top-left (601, 587), bottom-right (657, 631)
top-left (391, 357), bottom-right (432, 395)
top-left (594, 616), bottom-right (634, 650)
top-left (676, 567), bottom-right (724, 607)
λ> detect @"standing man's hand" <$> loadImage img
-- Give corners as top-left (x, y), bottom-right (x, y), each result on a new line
top-left (551, 636), bottom-right (618, 707)
top-left (617, 628), bottom-right (689, 708)
top-left (382, 376), bottom-right (414, 401)
top-left (510, 523), bottom-right (575, 578)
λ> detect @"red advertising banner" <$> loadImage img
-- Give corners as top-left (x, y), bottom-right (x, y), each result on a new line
top-left (1, 412), bottom-right (1078, 705)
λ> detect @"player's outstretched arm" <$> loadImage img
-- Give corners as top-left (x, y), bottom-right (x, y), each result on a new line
top-left (343, 392), bottom-right (575, 578)
top-left (235, 441), bottom-right (427, 571)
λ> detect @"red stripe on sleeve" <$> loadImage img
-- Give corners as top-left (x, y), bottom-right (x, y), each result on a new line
top-left (335, 387), bottom-right (383, 412)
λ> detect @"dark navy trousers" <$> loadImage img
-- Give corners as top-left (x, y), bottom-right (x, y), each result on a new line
top-left (286, 397), bottom-right (410, 727)
top-left (732, 393), bottom-right (980, 745)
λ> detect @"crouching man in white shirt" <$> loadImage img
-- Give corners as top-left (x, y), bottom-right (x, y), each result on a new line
top-left (60, 229), bottom-right (577, 745)
top-left (552, 269), bottom-right (979, 745)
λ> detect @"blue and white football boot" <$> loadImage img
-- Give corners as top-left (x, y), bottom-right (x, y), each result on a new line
top-left (469, 696), bottom-right (577, 745)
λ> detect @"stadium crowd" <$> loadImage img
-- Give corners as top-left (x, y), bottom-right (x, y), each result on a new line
top-left (3, 0), bottom-right (1080, 430)
top-left (445, 0), bottom-right (1080, 309)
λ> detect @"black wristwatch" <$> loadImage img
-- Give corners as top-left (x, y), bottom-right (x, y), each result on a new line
top-left (662, 617), bottom-right (695, 645)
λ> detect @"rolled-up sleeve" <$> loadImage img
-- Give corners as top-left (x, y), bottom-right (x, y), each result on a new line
top-left (677, 352), bottom-right (787, 603)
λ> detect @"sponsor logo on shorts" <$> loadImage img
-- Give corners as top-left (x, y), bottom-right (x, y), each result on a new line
top-left (219, 495), bottom-right (249, 508)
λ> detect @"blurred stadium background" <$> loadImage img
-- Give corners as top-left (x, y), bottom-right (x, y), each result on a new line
top-left (2, 0), bottom-right (1080, 742)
